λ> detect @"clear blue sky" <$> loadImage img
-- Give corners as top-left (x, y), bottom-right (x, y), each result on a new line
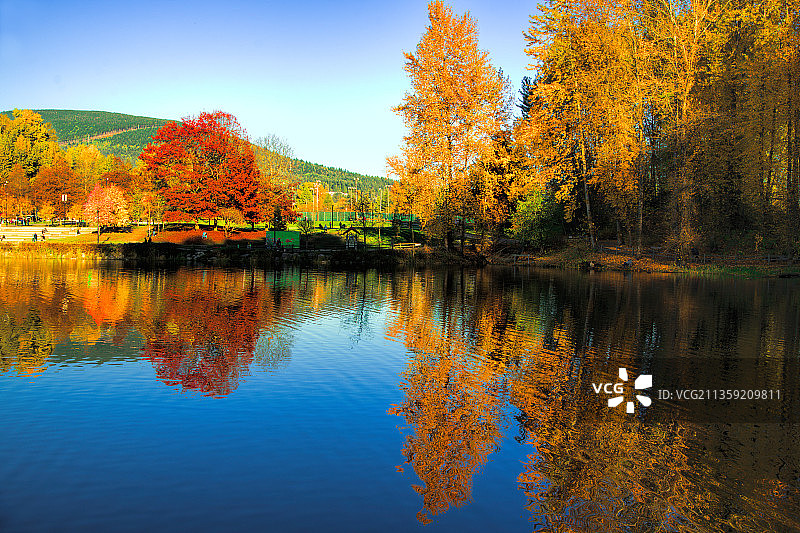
top-left (0, 0), bottom-right (536, 177)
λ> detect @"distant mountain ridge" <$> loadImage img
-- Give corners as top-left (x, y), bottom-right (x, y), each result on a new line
top-left (2, 109), bottom-right (389, 191)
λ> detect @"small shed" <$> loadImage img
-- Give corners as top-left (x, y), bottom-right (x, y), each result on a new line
top-left (341, 227), bottom-right (360, 249)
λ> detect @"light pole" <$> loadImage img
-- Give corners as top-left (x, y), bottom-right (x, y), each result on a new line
top-left (377, 188), bottom-right (382, 249)
top-left (315, 181), bottom-right (321, 226)
top-left (329, 182), bottom-right (333, 226)
top-left (61, 194), bottom-right (68, 226)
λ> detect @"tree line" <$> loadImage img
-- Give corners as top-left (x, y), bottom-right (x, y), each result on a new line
top-left (0, 109), bottom-right (302, 229)
top-left (0, 108), bottom-right (391, 230)
top-left (388, 0), bottom-right (799, 256)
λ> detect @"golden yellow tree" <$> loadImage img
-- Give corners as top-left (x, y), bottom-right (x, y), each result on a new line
top-left (389, 0), bottom-right (510, 249)
top-left (646, 0), bottom-right (724, 255)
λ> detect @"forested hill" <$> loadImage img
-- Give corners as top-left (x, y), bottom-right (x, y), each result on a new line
top-left (291, 160), bottom-right (388, 194)
top-left (1, 109), bottom-right (173, 143)
top-left (2, 109), bottom-right (389, 189)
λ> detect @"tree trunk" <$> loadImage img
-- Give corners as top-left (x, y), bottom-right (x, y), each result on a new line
top-left (766, 105), bottom-right (776, 206)
top-left (789, 69), bottom-right (797, 223)
top-left (636, 174), bottom-right (644, 258)
top-left (580, 139), bottom-right (596, 250)
top-left (796, 106), bottom-right (800, 221)
top-left (679, 101), bottom-right (692, 259)
top-left (626, 222), bottom-right (633, 248)
top-left (758, 83), bottom-right (767, 204)
top-left (460, 215), bottom-right (465, 255)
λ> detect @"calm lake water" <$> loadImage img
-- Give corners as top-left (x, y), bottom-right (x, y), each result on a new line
top-left (1, 261), bottom-right (799, 532)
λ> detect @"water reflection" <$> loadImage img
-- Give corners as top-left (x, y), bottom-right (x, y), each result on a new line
top-left (0, 265), bottom-right (301, 395)
top-left (0, 263), bottom-right (799, 530)
top-left (386, 269), bottom-right (800, 531)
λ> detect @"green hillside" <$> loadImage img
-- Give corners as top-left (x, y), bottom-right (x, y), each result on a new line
top-left (3, 108), bottom-right (390, 189)
top-left (292, 160), bottom-right (388, 193)
top-left (90, 126), bottom-right (162, 162)
top-left (1, 109), bottom-right (173, 143)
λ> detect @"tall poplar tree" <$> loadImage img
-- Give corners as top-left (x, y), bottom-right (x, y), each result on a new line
top-left (389, 0), bottom-right (510, 250)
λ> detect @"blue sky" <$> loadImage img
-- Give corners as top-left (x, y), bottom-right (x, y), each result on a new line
top-left (0, 0), bottom-right (535, 177)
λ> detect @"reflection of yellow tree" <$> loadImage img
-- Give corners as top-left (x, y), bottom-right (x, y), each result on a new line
top-left (515, 415), bottom-right (704, 532)
top-left (504, 271), bottom-right (800, 532)
top-left (385, 269), bottom-right (800, 530)
top-left (0, 312), bottom-right (55, 375)
top-left (516, 416), bottom-right (800, 532)
top-left (387, 271), bottom-right (509, 524)
top-left (390, 348), bottom-right (504, 525)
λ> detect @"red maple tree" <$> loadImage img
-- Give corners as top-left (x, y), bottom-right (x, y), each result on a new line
top-left (141, 111), bottom-right (262, 224)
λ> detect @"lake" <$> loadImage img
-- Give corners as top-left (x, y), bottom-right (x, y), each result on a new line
top-left (1, 261), bottom-right (799, 532)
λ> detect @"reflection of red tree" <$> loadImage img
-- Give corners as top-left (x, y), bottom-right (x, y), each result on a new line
top-left (142, 288), bottom-right (262, 397)
top-left (83, 282), bottom-right (129, 327)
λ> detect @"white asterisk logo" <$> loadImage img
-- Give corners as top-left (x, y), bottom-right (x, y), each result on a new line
top-left (607, 368), bottom-right (652, 414)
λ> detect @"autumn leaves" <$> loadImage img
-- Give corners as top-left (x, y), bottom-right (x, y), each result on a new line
top-left (141, 111), bottom-right (296, 229)
top-left (390, 0), bottom-right (799, 256)
top-left (1, 109), bottom-right (298, 231)
top-left (388, 1), bottom-right (510, 250)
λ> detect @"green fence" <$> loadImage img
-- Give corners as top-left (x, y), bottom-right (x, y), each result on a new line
top-left (298, 212), bottom-right (418, 224)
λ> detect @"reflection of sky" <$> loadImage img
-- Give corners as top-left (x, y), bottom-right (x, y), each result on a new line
top-left (51, 332), bottom-right (146, 365)
top-left (0, 299), bottom-right (534, 532)
top-left (1, 0), bottom-right (535, 177)
top-left (4, 267), bottom-right (800, 530)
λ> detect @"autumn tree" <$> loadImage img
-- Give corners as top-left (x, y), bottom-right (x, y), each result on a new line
top-left (7, 164), bottom-right (29, 207)
top-left (519, 0), bottom-right (664, 253)
top-left (218, 207), bottom-right (245, 236)
top-left (254, 134), bottom-right (295, 186)
top-left (82, 184), bottom-right (130, 234)
top-left (646, 0), bottom-right (725, 256)
top-left (37, 202), bottom-right (55, 223)
top-left (98, 156), bottom-right (135, 189)
top-left (66, 203), bottom-right (84, 223)
top-left (263, 185), bottom-right (297, 228)
top-left (64, 144), bottom-right (105, 197)
top-left (389, 0), bottom-right (510, 250)
top-left (0, 109), bottom-right (59, 182)
top-left (521, 0), bottom-right (627, 250)
top-left (30, 158), bottom-right (80, 218)
top-left (140, 111), bottom-right (261, 226)
top-left (469, 130), bottom-right (533, 242)
top-left (254, 134), bottom-right (299, 227)
top-left (685, 0), bottom-right (800, 251)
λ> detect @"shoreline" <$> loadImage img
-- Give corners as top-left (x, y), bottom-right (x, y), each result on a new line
top-left (0, 241), bottom-right (798, 277)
